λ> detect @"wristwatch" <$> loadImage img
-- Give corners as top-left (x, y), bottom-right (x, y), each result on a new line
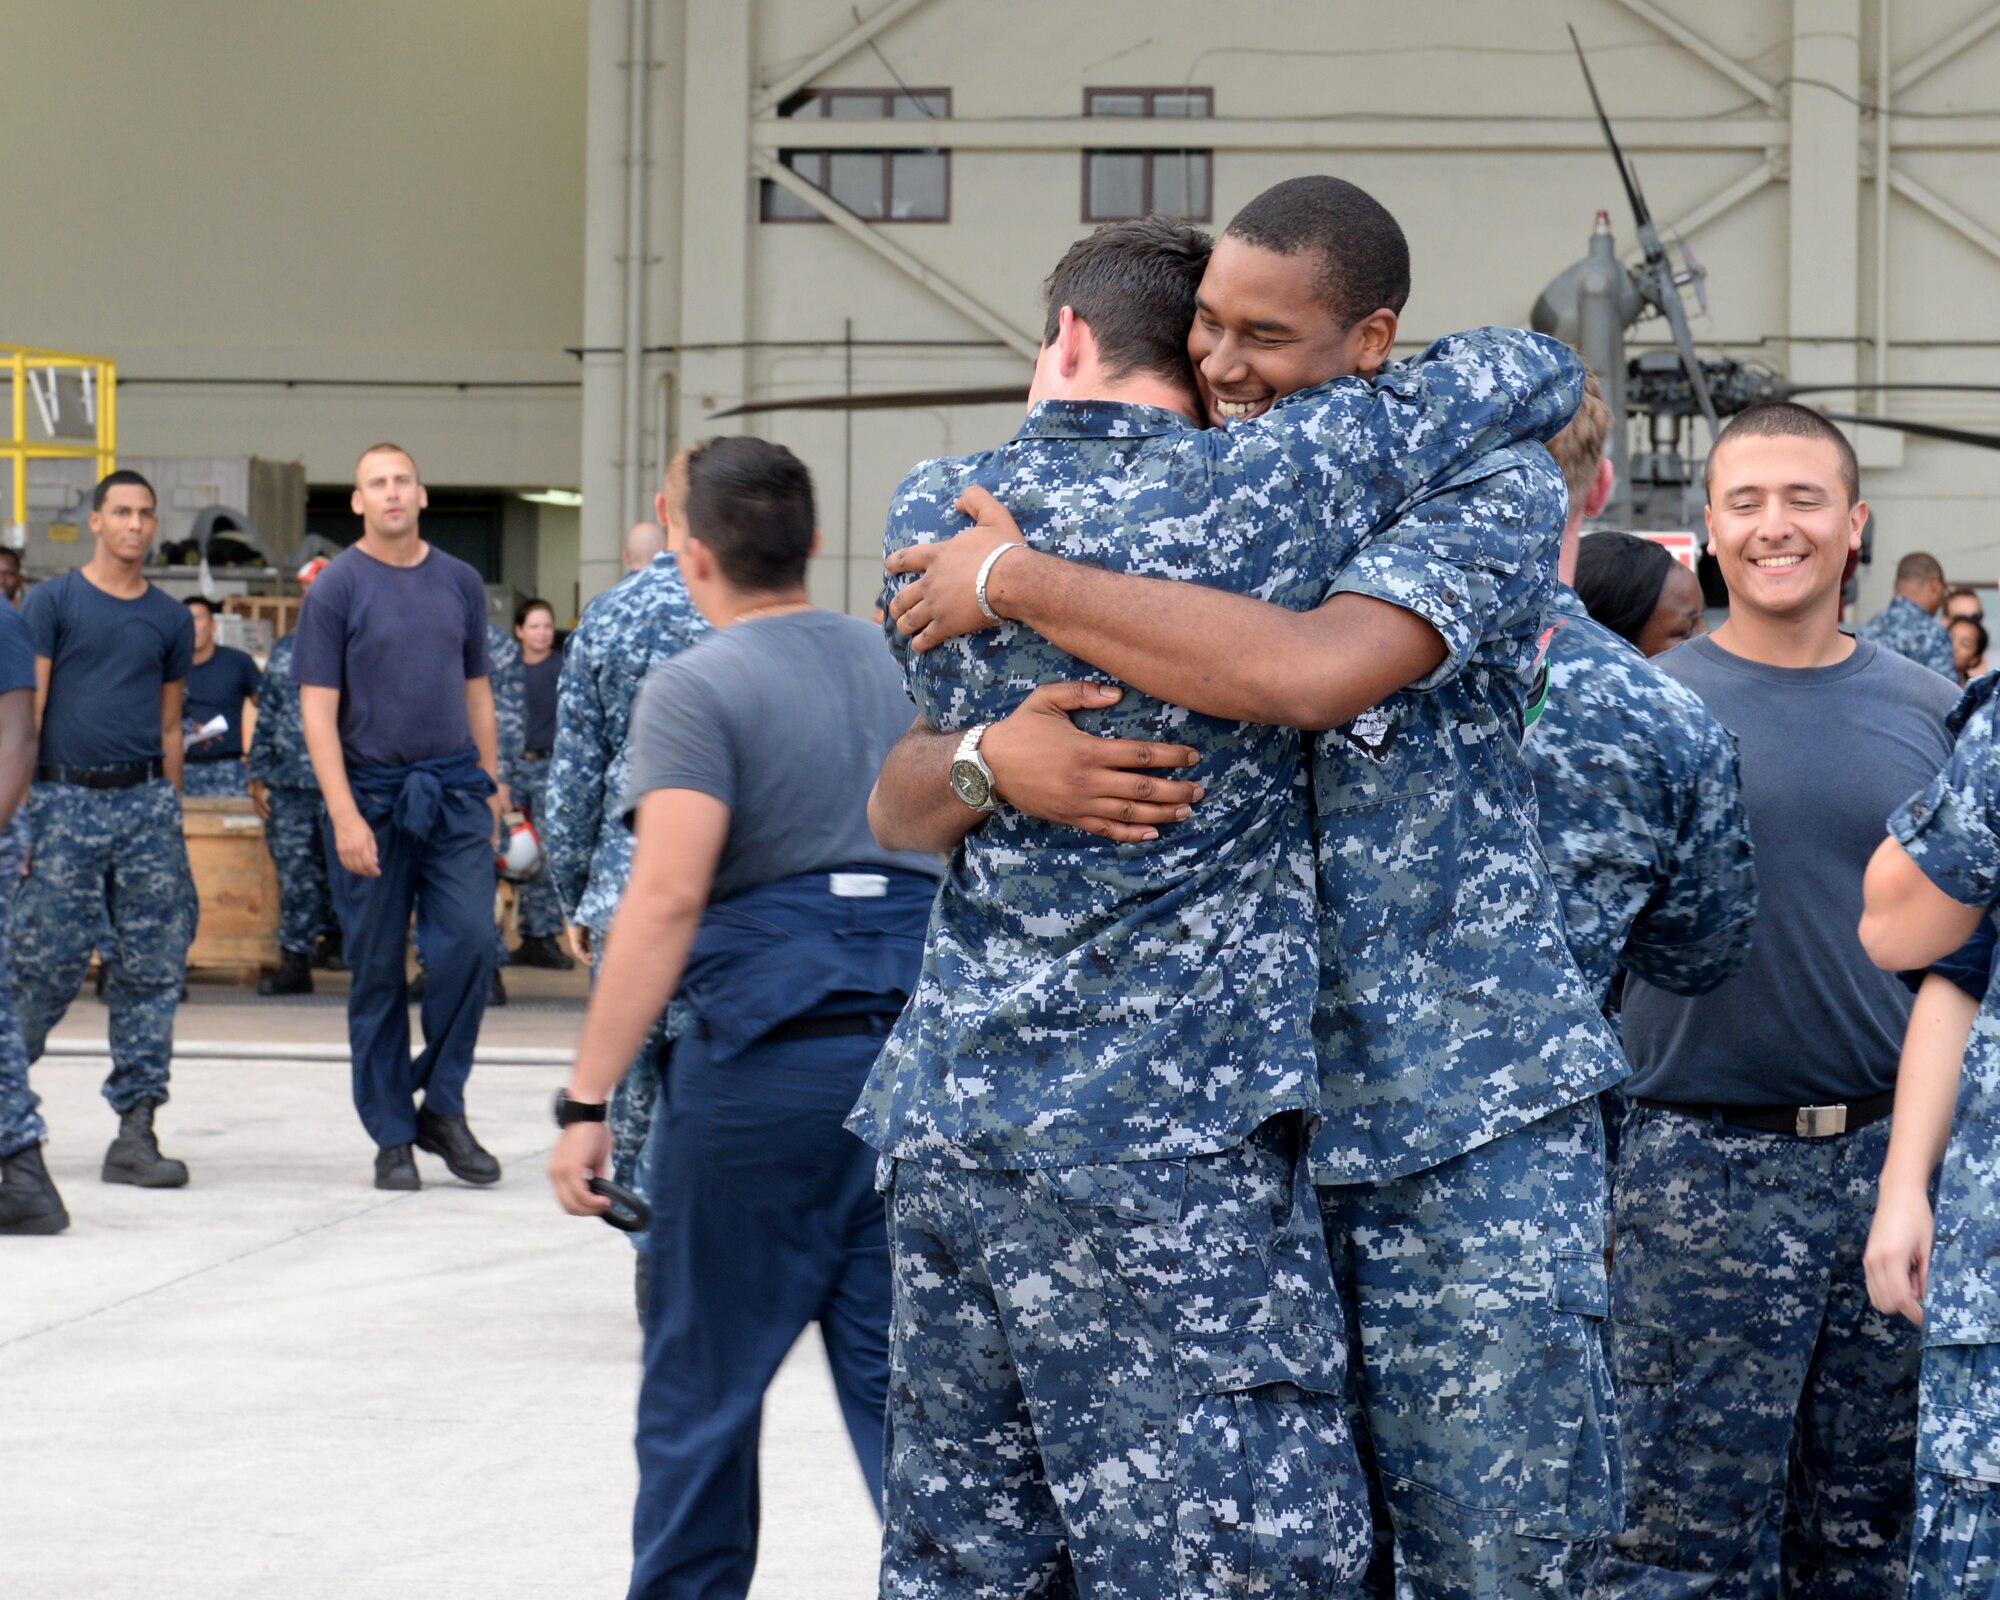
top-left (552, 1089), bottom-right (607, 1128)
top-left (949, 723), bottom-right (999, 813)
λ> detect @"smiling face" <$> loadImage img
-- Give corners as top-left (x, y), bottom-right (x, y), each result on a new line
top-left (1185, 235), bottom-right (1394, 430)
top-left (1702, 432), bottom-right (1866, 626)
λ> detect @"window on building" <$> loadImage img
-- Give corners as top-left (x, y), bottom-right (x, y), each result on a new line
top-left (1083, 88), bottom-right (1213, 222)
top-left (761, 88), bottom-right (951, 222)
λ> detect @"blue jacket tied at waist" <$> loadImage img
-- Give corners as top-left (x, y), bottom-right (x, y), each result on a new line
top-left (677, 867), bottom-right (936, 1065)
top-left (345, 747), bottom-right (496, 841)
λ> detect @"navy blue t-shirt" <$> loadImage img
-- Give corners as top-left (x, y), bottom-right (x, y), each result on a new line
top-left (184, 644), bottom-right (262, 759)
top-left (522, 653), bottom-right (560, 754)
top-left (0, 603), bottom-right (36, 697)
top-left (23, 570), bottom-right (194, 768)
top-left (289, 545), bottom-right (491, 769)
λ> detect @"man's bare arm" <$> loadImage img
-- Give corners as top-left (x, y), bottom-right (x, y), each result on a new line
top-left (870, 684), bottom-right (1205, 854)
top-left (161, 680), bottom-right (186, 792)
top-left (466, 675), bottom-right (501, 844)
top-left (301, 685), bottom-right (379, 878)
top-left (887, 493), bottom-right (1444, 732)
top-left (0, 688), bottom-right (35, 832)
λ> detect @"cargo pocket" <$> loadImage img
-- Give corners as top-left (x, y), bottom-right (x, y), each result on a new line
top-left (1919, 1345), bottom-right (2000, 1487)
top-left (1515, 1250), bottom-right (1621, 1544)
top-left (1172, 1327), bottom-right (1371, 1600)
top-left (1609, 1321), bottom-right (1678, 1553)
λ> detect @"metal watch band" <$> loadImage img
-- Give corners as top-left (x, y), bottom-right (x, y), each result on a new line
top-left (974, 542), bottom-right (1026, 624)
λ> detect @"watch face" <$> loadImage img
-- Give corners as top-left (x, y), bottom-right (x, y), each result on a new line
top-left (949, 759), bottom-right (992, 810)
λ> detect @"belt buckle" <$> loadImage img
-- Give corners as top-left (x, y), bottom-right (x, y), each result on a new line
top-left (1795, 1103), bottom-right (1848, 1138)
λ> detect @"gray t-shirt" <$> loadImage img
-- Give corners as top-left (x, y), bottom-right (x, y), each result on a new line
top-left (1622, 633), bottom-right (1958, 1106)
top-left (623, 609), bottom-right (940, 903)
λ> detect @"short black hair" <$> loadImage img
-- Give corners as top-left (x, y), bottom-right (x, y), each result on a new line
top-left (0, 549), bottom-right (22, 570)
top-left (185, 596), bottom-right (215, 619)
top-left (684, 435), bottom-right (816, 593)
top-left (1224, 176), bottom-right (1411, 328)
top-left (92, 469), bottom-right (156, 512)
top-left (514, 596), bottom-right (554, 629)
top-left (1896, 551), bottom-right (1944, 587)
top-left (1575, 530), bottom-right (1678, 650)
top-left (1705, 403), bottom-right (1860, 504)
top-left (1041, 217), bottom-right (1212, 389)
top-left (1951, 615), bottom-right (1989, 662)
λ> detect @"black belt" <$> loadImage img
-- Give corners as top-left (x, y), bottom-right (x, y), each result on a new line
top-left (521, 749), bottom-right (551, 762)
top-left (1635, 1088), bottom-right (1896, 1139)
top-left (694, 1012), bottom-right (899, 1046)
top-left (35, 759), bottom-right (165, 790)
top-left (188, 750), bottom-right (243, 764)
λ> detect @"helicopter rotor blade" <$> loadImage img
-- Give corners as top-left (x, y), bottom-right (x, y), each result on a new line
top-left (1568, 25), bottom-right (1652, 233)
top-left (1813, 411), bottom-right (2000, 453)
top-left (710, 384), bottom-right (1029, 419)
top-left (1785, 382), bottom-right (2000, 397)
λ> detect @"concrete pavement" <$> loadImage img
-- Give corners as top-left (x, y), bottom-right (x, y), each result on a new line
top-left (2, 994), bottom-right (883, 1599)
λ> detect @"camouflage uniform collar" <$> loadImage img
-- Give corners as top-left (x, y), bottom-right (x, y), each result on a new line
top-left (1015, 398), bottom-right (1195, 441)
top-left (1552, 583), bottom-right (1592, 621)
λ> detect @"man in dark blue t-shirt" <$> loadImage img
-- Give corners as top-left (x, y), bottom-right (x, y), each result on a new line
top-left (12, 470), bottom-right (200, 1192)
top-left (181, 596), bottom-right (261, 797)
top-left (292, 442), bottom-right (503, 1192)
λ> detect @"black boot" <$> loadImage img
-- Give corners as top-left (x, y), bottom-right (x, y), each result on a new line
top-left (414, 1107), bottom-right (502, 1185)
top-left (0, 1143), bottom-right (70, 1235)
top-left (102, 1103), bottom-right (190, 1188)
top-left (257, 949), bottom-right (314, 997)
top-left (311, 928), bottom-right (346, 971)
top-left (511, 933), bottom-right (575, 971)
top-left (488, 971), bottom-right (508, 1008)
top-left (374, 1143), bottom-right (420, 1191)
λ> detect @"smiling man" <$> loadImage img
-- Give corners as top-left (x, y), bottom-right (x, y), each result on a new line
top-left (1590, 403), bottom-right (1955, 1596)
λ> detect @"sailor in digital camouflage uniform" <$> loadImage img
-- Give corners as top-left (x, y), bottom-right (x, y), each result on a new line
top-left (1857, 551), bottom-right (1958, 680)
top-left (1861, 670), bottom-right (2000, 1599)
top-left (546, 490), bottom-right (708, 1255)
top-left (248, 560), bottom-right (336, 996)
top-left (1596, 407), bottom-right (1949, 1598)
top-left (857, 213), bottom-right (1585, 1598)
top-left (881, 182), bottom-right (1622, 1597)
top-left (13, 470), bottom-right (200, 1190)
top-left (1526, 374), bottom-right (1757, 1011)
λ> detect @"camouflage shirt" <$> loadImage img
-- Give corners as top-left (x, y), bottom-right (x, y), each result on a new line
top-left (1525, 586), bottom-right (1757, 1007)
top-left (1307, 481), bottom-right (1630, 1184)
top-left (1858, 594), bottom-right (1957, 680)
top-left (487, 621), bottom-right (525, 789)
top-left (850, 327), bottom-right (1585, 1170)
top-left (246, 633), bottom-right (316, 790)
top-left (1888, 673), bottom-right (2000, 1344)
top-left (544, 555), bottom-right (711, 934)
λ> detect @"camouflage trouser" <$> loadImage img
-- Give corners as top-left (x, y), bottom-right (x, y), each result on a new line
top-left (510, 755), bottom-right (563, 938)
top-left (1913, 1343), bottom-right (2000, 1600)
top-left (1319, 1097), bottom-right (1621, 1599)
top-left (264, 786), bottom-right (333, 956)
top-left (1591, 1106), bottom-right (1918, 1599)
top-left (0, 814), bottom-right (41, 1156)
top-left (13, 780), bottom-right (197, 1112)
top-left (880, 1113), bottom-right (1370, 1600)
top-left (182, 758), bottom-right (247, 797)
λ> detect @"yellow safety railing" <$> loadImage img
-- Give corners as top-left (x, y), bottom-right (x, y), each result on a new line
top-left (3, 343), bottom-right (117, 541)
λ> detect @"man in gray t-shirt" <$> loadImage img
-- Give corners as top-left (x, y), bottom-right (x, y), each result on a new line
top-left (546, 437), bottom-right (934, 1598)
top-left (1592, 406), bottom-right (1944, 1598)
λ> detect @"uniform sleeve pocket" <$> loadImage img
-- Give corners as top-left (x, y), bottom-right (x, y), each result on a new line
top-left (1556, 1249), bottom-right (1610, 1318)
top-left (1919, 1346), bottom-right (2000, 1486)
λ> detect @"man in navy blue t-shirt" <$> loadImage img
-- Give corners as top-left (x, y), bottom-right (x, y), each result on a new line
top-left (181, 596), bottom-right (261, 797)
top-left (12, 470), bottom-right (200, 1191)
top-left (293, 442), bottom-right (503, 1192)
top-left (0, 594), bottom-right (58, 1231)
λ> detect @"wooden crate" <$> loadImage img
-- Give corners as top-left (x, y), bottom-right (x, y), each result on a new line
top-left (222, 594), bottom-right (301, 641)
top-left (182, 795), bottom-right (280, 973)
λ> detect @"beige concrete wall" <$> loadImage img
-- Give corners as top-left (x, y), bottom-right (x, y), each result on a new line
top-left (5, 0), bottom-right (588, 493)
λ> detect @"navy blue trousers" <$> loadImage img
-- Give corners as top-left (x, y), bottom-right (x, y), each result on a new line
top-left (325, 810), bottom-right (494, 1148)
top-left (629, 1023), bottom-right (891, 1600)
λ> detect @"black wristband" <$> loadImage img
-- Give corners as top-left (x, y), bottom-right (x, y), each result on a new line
top-left (552, 1089), bottom-right (608, 1127)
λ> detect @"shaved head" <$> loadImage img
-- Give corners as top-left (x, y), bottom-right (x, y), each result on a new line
top-left (623, 520), bottom-right (669, 572)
